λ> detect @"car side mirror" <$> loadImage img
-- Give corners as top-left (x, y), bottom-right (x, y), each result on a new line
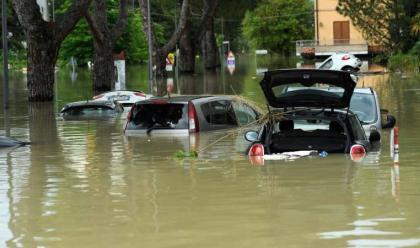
top-left (382, 114), bottom-right (396, 129)
top-left (369, 130), bottom-right (381, 143)
top-left (245, 131), bottom-right (258, 142)
top-left (380, 109), bottom-right (389, 115)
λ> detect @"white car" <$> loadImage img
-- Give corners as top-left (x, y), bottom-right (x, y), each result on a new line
top-left (93, 90), bottom-right (151, 108)
top-left (317, 53), bottom-right (362, 72)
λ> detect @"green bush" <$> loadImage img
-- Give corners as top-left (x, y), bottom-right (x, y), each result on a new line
top-left (409, 41), bottom-right (420, 56)
top-left (0, 49), bottom-right (27, 69)
top-left (387, 52), bottom-right (420, 73)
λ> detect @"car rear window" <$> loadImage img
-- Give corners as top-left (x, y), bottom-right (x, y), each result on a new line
top-left (127, 103), bottom-right (188, 130)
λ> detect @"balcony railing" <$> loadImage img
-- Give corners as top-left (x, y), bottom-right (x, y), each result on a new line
top-left (296, 39), bottom-right (369, 57)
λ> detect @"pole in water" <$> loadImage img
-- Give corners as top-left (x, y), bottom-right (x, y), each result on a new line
top-left (391, 127), bottom-right (400, 201)
top-left (2, 0), bottom-right (9, 109)
top-left (146, 0), bottom-right (153, 95)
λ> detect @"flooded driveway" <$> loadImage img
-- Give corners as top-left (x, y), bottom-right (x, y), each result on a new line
top-left (1, 55), bottom-right (420, 247)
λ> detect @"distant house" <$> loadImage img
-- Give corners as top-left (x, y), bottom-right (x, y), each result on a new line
top-left (296, 0), bottom-right (370, 57)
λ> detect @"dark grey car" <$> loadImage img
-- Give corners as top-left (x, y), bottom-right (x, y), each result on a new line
top-left (246, 69), bottom-right (381, 156)
top-left (124, 95), bottom-right (262, 135)
top-left (60, 100), bottom-right (124, 120)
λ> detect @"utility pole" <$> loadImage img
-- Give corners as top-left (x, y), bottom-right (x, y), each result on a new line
top-left (147, 0), bottom-right (153, 94)
top-left (2, 0), bottom-right (9, 109)
top-left (52, 0), bottom-right (55, 21)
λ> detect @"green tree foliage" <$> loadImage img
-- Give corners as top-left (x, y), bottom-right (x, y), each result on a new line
top-left (59, 9), bottom-right (151, 66)
top-left (241, 0), bottom-right (313, 54)
top-left (115, 11), bottom-right (148, 63)
top-left (58, 20), bottom-right (93, 66)
top-left (387, 52), bottom-right (419, 73)
top-left (337, 0), bottom-right (419, 52)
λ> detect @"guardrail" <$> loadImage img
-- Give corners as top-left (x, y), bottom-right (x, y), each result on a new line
top-left (296, 40), bottom-right (369, 57)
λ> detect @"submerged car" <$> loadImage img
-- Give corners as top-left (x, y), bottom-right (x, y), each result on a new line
top-left (317, 53), bottom-right (362, 72)
top-left (60, 100), bottom-right (124, 119)
top-left (246, 69), bottom-right (380, 157)
top-left (124, 95), bottom-right (263, 135)
top-left (0, 136), bottom-right (28, 147)
top-left (92, 90), bottom-right (150, 108)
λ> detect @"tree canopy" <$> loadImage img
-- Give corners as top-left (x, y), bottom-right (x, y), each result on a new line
top-left (337, 0), bottom-right (419, 52)
top-left (241, 0), bottom-right (313, 54)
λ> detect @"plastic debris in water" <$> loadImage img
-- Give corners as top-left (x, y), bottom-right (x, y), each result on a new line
top-left (263, 150), bottom-right (318, 160)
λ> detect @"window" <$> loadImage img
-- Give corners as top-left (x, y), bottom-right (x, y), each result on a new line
top-left (319, 59), bottom-right (333, 69)
top-left (349, 93), bottom-right (377, 123)
top-left (348, 116), bottom-right (366, 140)
top-left (232, 101), bottom-right (259, 125)
top-left (128, 103), bottom-right (188, 130)
top-left (200, 100), bottom-right (237, 125)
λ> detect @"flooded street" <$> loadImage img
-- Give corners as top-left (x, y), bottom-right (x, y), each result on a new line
top-left (1, 55), bottom-right (420, 247)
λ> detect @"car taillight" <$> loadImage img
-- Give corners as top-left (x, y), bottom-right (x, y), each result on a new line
top-left (341, 55), bottom-right (350, 60)
top-left (350, 144), bottom-right (366, 155)
top-left (93, 94), bottom-right (104, 100)
top-left (134, 92), bottom-right (146, 97)
top-left (248, 143), bottom-right (264, 156)
top-left (188, 102), bottom-right (199, 133)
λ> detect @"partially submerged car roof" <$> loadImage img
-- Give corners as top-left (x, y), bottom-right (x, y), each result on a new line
top-left (134, 95), bottom-right (215, 104)
top-left (260, 69), bottom-right (356, 109)
top-left (60, 100), bottom-right (119, 113)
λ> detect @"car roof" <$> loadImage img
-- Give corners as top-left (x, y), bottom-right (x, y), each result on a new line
top-left (61, 100), bottom-right (118, 112)
top-left (100, 90), bottom-right (145, 94)
top-left (135, 95), bottom-right (228, 104)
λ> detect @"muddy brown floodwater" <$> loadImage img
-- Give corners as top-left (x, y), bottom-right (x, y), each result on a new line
top-left (1, 55), bottom-right (420, 247)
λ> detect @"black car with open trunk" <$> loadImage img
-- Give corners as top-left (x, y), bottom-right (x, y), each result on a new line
top-left (246, 69), bottom-right (380, 157)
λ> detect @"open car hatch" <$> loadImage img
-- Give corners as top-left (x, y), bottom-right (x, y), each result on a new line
top-left (260, 69), bottom-right (357, 109)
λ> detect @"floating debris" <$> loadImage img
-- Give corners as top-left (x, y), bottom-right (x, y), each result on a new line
top-left (173, 150), bottom-right (198, 159)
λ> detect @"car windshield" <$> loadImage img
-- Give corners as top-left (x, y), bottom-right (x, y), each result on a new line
top-left (127, 103), bottom-right (188, 130)
top-left (349, 93), bottom-right (377, 124)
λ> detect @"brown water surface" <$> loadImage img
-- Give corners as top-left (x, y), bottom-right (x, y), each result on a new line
top-left (1, 55), bottom-right (420, 247)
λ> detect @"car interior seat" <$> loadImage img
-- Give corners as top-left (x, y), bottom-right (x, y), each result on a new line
top-left (279, 119), bottom-right (294, 132)
top-left (329, 120), bottom-right (344, 133)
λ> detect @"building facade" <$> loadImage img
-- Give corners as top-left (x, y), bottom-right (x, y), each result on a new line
top-left (297, 0), bottom-right (369, 57)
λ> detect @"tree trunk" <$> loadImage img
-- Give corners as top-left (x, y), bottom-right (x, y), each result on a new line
top-left (26, 34), bottom-right (58, 101)
top-left (85, 0), bottom-right (128, 93)
top-left (178, 19), bottom-right (195, 73)
top-left (92, 40), bottom-right (115, 93)
top-left (11, 0), bottom-right (91, 102)
top-left (201, 19), bottom-right (220, 69)
top-left (139, 0), bottom-right (190, 77)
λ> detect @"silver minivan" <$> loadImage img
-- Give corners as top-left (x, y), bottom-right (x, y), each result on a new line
top-left (124, 95), bottom-right (263, 136)
top-left (330, 87), bottom-right (396, 136)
